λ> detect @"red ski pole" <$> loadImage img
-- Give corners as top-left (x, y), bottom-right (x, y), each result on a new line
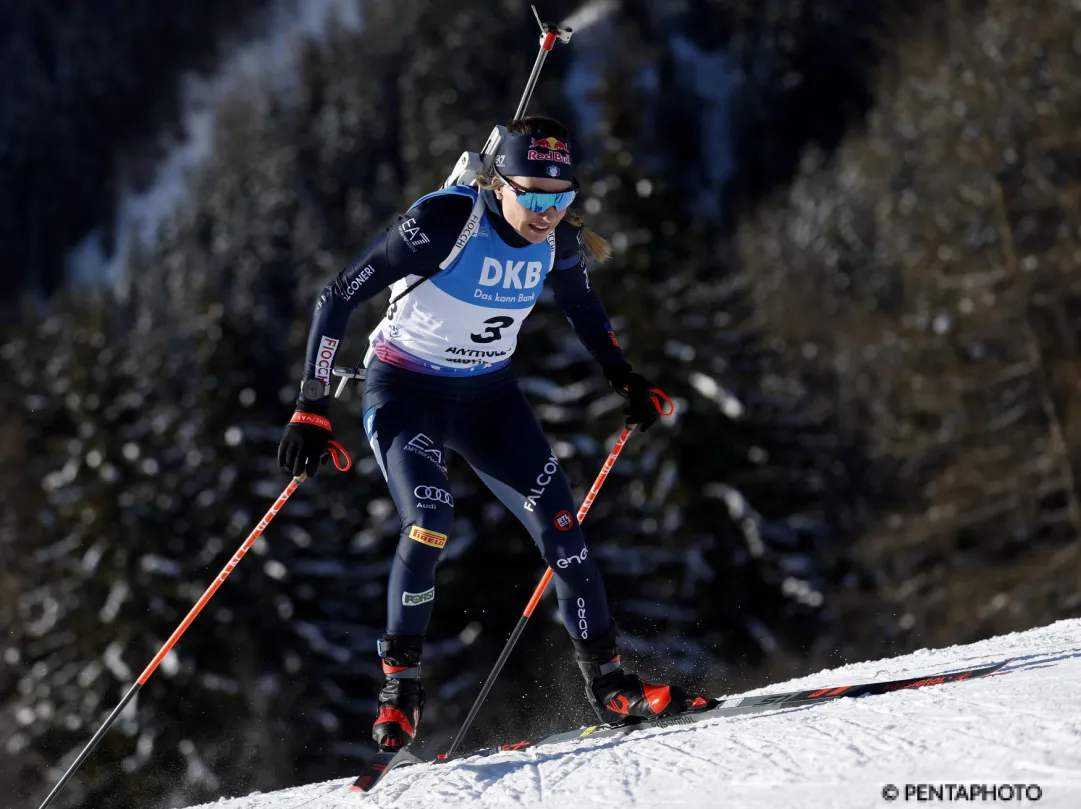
top-left (36, 443), bottom-right (352, 809)
top-left (444, 390), bottom-right (674, 759)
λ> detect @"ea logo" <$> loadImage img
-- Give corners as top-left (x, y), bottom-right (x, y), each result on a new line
top-left (414, 486), bottom-right (453, 505)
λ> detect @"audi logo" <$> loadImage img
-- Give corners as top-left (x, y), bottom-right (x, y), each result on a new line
top-left (414, 486), bottom-right (454, 505)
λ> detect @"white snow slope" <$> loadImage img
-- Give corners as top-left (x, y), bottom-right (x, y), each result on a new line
top-left (184, 618), bottom-right (1081, 809)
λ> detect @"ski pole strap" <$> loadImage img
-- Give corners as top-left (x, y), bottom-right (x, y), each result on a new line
top-left (649, 388), bottom-right (675, 417)
top-left (287, 414), bottom-right (352, 471)
top-left (327, 439), bottom-right (352, 472)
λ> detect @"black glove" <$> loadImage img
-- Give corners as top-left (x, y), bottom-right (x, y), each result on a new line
top-left (603, 363), bottom-right (662, 432)
top-left (278, 400), bottom-right (334, 478)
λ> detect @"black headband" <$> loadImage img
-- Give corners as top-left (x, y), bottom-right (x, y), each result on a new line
top-left (493, 132), bottom-right (575, 181)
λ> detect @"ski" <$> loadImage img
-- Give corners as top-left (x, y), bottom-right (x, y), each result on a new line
top-left (351, 657), bottom-right (1009, 792)
top-left (463, 657), bottom-right (1011, 757)
top-left (349, 748), bottom-right (422, 793)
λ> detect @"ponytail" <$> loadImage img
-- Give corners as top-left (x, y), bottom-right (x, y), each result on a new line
top-left (562, 209), bottom-right (612, 263)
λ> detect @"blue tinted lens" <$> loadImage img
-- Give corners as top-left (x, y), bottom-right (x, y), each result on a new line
top-left (515, 189), bottom-right (577, 213)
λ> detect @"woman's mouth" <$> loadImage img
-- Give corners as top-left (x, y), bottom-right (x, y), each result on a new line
top-left (528, 222), bottom-right (552, 235)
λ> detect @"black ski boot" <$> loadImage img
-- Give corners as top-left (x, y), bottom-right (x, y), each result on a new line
top-left (572, 622), bottom-right (716, 726)
top-left (372, 635), bottom-right (425, 750)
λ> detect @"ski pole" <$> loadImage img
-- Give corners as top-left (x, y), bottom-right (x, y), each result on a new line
top-left (444, 390), bottom-right (674, 759)
top-left (473, 8), bottom-right (574, 179)
top-left (37, 443), bottom-right (352, 809)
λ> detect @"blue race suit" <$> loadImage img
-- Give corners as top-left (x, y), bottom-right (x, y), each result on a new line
top-left (301, 185), bottom-right (629, 640)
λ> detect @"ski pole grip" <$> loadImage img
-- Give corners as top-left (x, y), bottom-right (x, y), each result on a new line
top-left (540, 30), bottom-right (558, 50)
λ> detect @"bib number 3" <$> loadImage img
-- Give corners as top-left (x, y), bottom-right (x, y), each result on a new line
top-left (471, 316), bottom-right (514, 344)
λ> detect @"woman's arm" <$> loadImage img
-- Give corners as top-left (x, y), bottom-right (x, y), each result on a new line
top-left (298, 193), bottom-right (475, 403)
top-left (546, 222), bottom-right (631, 375)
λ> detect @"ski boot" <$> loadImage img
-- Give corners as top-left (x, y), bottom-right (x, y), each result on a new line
top-left (372, 634), bottom-right (425, 750)
top-left (572, 622), bottom-right (716, 726)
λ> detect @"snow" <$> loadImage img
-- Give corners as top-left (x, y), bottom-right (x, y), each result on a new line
top-left (180, 618), bottom-right (1081, 808)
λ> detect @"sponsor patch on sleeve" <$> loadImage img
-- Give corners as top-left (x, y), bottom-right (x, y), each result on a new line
top-left (314, 335), bottom-right (340, 384)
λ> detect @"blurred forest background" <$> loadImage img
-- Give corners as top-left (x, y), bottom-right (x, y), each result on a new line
top-left (1, 0), bottom-right (1079, 806)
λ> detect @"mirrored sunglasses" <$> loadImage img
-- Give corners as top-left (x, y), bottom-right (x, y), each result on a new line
top-left (496, 170), bottom-right (579, 213)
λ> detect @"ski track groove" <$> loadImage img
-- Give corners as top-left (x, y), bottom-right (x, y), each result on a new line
top-left (833, 704), bottom-right (930, 762)
top-left (724, 722), bottom-right (807, 780)
top-left (612, 741), bottom-right (648, 802)
top-left (533, 740), bottom-right (609, 790)
top-left (275, 779), bottom-right (348, 809)
top-left (800, 712), bottom-right (886, 768)
top-left (945, 687), bottom-right (1068, 723)
top-left (650, 736), bottom-right (719, 769)
top-left (532, 758), bottom-right (545, 806)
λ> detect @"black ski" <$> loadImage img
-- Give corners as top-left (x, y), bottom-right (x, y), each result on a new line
top-left (349, 748), bottom-right (422, 793)
top-left (349, 658), bottom-right (1008, 792)
top-left (468, 657), bottom-right (1011, 756)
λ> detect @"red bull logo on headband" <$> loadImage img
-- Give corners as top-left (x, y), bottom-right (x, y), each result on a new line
top-left (529, 136), bottom-right (570, 152)
top-left (498, 132), bottom-right (576, 178)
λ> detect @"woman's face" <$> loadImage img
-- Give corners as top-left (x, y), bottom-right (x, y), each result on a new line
top-left (496, 175), bottom-right (574, 243)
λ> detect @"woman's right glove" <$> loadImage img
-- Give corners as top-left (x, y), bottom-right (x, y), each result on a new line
top-left (603, 363), bottom-right (664, 432)
top-left (278, 401), bottom-right (335, 478)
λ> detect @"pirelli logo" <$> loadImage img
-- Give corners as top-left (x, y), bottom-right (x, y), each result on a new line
top-left (408, 525), bottom-right (448, 549)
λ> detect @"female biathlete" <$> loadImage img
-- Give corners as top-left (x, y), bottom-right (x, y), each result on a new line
top-left (279, 116), bottom-right (714, 750)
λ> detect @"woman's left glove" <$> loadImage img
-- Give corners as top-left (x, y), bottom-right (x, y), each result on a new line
top-left (603, 363), bottom-right (663, 432)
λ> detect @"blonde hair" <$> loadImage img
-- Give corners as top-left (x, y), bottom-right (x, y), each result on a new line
top-left (476, 169), bottom-right (612, 263)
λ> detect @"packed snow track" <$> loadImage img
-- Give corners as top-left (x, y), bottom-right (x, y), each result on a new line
top-left (183, 619), bottom-right (1081, 808)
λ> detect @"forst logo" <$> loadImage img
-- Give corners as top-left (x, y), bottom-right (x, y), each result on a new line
top-left (402, 588), bottom-right (435, 607)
